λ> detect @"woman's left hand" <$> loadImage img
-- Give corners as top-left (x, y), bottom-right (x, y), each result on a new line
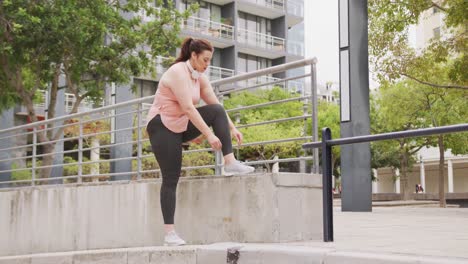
top-left (231, 127), bottom-right (243, 146)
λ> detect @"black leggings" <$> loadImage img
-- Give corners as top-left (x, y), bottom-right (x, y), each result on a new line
top-left (146, 104), bottom-right (233, 224)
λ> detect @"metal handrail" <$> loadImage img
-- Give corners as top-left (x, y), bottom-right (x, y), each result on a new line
top-left (302, 123), bottom-right (468, 243)
top-left (0, 58), bottom-right (318, 187)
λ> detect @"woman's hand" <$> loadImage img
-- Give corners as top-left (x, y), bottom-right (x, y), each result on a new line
top-left (231, 127), bottom-right (243, 146)
top-left (206, 133), bottom-right (222, 151)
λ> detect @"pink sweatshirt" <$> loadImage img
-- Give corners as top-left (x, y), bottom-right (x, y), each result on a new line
top-left (146, 62), bottom-right (201, 133)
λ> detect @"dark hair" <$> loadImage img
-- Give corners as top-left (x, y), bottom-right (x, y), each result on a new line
top-left (172, 37), bottom-right (213, 65)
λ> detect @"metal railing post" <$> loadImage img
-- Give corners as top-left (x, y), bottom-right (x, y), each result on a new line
top-left (78, 121), bottom-right (83, 183)
top-left (137, 103), bottom-right (142, 180)
top-left (214, 85), bottom-right (223, 175)
top-left (321, 127), bottom-right (334, 242)
top-left (311, 63), bottom-right (319, 173)
top-left (32, 127), bottom-right (37, 186)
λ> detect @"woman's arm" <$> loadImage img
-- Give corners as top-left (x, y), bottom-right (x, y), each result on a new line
top-left (200, 75), bottom-right (243, 145)
top-left (165, 68), bottom-right (222, 150)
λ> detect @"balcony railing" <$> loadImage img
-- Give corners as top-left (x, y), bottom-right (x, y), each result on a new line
top-left (243, 0), bottom-right (285, 11)
top-left (238, 29), bottom-right (285, 51)
top-left (65, 93), bottom-right (100, 113)
top-left (205, 66), bottom-right (235, 81)
top-left (239, 71), bottom-right (304, 94)
top-left (287, 40), bottom-right (304, 56)
top-left (183, 16), bottom-right (235, 41)
top-left (287, 1), bottom-right (304, 17)
top-left (33, 90), bottom-right (101, 114)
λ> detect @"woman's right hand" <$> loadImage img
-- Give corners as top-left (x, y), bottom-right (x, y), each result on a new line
top-left (206, 133), bottom-right (222, 151)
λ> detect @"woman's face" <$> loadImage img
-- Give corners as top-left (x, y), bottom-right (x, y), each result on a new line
top-left (191, 50), bottom-right (212, 73)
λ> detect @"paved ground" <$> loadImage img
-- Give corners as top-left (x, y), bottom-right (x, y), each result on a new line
top-left (293, 203), bottom-right (468, 260)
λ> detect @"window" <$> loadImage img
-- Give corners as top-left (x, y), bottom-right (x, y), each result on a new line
top-left (238, 11), bottom-right (272, 34)
top-left (433, 27), bottom-right (441, 39)
top-left (237, 53), bottom-right (272, 72)
top-left (433, 7), bottom-right (439, 14)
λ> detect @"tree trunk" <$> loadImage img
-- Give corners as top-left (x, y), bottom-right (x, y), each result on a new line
top-left (438, 135), bottom-right (446, 207)
top-left (400, 152), bottom-right (411, 200)
top-left (38, 143), bottom-right (55, 181)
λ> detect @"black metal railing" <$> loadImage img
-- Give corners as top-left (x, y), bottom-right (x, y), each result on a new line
top-left (302, 123), bottom-right (468, 242)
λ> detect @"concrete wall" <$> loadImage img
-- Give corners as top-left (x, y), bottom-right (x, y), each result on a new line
top-left (0, 173), bottom-right (323, 257)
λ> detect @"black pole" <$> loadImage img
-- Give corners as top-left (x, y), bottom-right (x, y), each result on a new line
top-left (322, 127), bottom-right (334, 242)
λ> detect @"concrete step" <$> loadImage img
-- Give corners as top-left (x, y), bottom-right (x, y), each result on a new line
top-left (1, 243), bottom-right (467, 264)
top-left (0, 173), bottom-right (323, 257)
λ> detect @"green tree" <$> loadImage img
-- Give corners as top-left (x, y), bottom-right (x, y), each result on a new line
top-left (373, 80), bottom-right (467, 202)
top-left (224, 87), bottom-right (305, 172)
top-left (369, 0), bottom-right (468, 204)
top-left (0, 0), bottom-right (196, 179)
top-left (224, 87), bottom-right (341, 174)
top-left (368, 0), bottom-right (467, 90)
top-left (415, 85), bottom-right (467, 206)
top-left (373, 81), bottom-right (429, 200)
top-left (317, 100), bottom-right (341, 178)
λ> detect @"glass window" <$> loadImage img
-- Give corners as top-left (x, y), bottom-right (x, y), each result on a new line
top-left (211, 5), bottom-right (221, 22)
top-left (247, 55), bottom-right (257, 73)
top-left (212, 48), bottom-right (221, 67)
top-left (433, 27), bottom-right (441, 39)
top-left (238, 53), bottom-right (271, 72)
top-left (238, 53), bottom-right (247, 72)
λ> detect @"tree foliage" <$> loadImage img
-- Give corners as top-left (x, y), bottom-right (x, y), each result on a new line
top-left (368, 0), bottom-right (467, 90)
top-left (223, 87), bottom-right (341, 173)
top-left (371, 79), bottom-right (467, 200)
top-left (0, 0), bottom-right (196, 178)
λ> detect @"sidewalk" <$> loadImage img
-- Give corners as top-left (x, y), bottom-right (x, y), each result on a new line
top-left (1, 204), bottom-right (467, 263)
top-left (300, 205), bottom-right (468, 259)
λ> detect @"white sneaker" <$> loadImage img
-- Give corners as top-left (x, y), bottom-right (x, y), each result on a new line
top-left (164, 231), bottom-right (186, 246)
top-left (224, 160), bottom-right (255, 176)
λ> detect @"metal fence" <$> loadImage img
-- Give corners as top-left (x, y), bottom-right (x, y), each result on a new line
top-left (0, 58), bottom-right (318, 188)
top-left (303, 123), bottom-right (468, 242)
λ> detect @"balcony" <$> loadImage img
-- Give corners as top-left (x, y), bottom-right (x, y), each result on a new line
top-left (287, 0), bottom-right (304, 27)
top-left (182, 16), bottom-right (235, 45)
top-left (287, 0), bottom-right (304, 17)
top-left (287, 40), bottom-right (304, 57)
top-left (237, 0), bottom-right (285, 19)
top-left (237, 29), bottom-right (285, 58)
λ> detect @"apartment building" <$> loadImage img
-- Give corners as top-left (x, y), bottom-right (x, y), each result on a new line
top-left (138, 0), bottom-right (305, 98)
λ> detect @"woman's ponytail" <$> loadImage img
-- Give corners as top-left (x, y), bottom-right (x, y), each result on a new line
top-left (172, 37), bottom-right (213, 66)
top-left (173, 37), bottom-right (193, 65)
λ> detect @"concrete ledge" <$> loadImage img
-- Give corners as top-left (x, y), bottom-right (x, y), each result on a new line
top-left (0, 173), bottom-right (323, 257)
top-left (1, 244), bottom-right (467, 264)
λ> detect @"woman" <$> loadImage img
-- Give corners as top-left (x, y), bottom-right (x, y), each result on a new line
top-left (146, 37), bottom-right (254, 246)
